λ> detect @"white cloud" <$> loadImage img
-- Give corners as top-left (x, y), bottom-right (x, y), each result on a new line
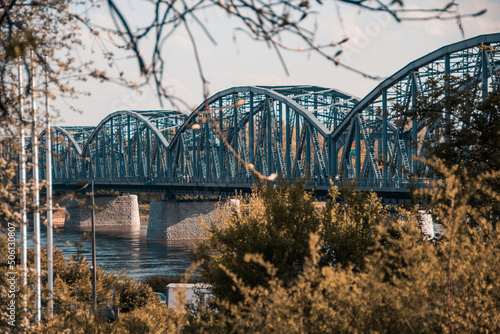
top-left (212, 71), bottom-right (296, 87)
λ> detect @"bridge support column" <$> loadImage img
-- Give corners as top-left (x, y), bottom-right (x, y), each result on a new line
top-left (147, 200), bottom-right (239, 240)
top-left (65, 194), bottom-right (140, 227)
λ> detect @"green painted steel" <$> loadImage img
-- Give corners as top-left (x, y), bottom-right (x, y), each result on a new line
top-left (35, 33), bottom-right (500, 196)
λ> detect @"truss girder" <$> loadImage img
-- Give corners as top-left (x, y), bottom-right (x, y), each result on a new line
top-left (76, 110), bottom-right (184, 181)
top-left (38, 33), bottom-right (500, 193)
top-left (39, 126), bottom-right (85, 181)
top-left (330, 33), bottom-right (500, 180)
top-left (168, 86), bottom-right (357, 181)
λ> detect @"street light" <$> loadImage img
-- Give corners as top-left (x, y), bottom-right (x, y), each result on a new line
top-left (90, 180), bottom-right (97, 312)
top-left (70, 181), bottom-right (97, 312)
top-left (45, 55), bottom-right (54, 319)
top-left (31, 51), bottom-right (42, 324)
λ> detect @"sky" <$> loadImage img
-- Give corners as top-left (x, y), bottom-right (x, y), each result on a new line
top-left (55, 0), bottom-right (500, 126)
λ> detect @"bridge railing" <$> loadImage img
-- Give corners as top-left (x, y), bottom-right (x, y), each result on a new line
top-left (53, 176), bottom-right (440, 193)
top-left (335, 178), bottom-right (439, 189)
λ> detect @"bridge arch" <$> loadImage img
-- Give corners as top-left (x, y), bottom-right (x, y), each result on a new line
top-left (39, 126), bottom-right (85, 181)
top-left (169, 86), bottom-right (359, 181)
top-left (46, 34), bottom-right (499, 195)
top-left (329, 33), bottom-right (500, 181)
top-left (80, 110), bottom-right (185, 180)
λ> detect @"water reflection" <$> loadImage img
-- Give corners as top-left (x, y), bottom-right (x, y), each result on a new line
top-left (25, 225), bottom-right (194, 281)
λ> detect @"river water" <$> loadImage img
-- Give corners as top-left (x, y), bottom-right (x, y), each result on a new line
top-left (25, 224), bottom-right (194, 281)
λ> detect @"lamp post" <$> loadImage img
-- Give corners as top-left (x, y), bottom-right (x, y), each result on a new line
top-left (31, 51), bottom-right (42, 324)
top-left (45, 56), bottom-right (54, 319)
top-left (70, 181), bottom-right (97, 313)
top-left (18, 63), bottom-right (28, 315)
top-left (91, 180), bottom-right (97, 312)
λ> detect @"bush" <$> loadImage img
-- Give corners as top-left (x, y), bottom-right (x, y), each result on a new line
top-left (193, 178), bottom-right (388, 304)
top-left (187, 162), bottom-right (500, 333)
top-left (142, 274), bottom-right (199, 294)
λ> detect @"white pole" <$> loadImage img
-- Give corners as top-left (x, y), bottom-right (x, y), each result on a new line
top-left (31, 51), bottom-right (42, 323)
top-left (45, 57), bottom-right (54, 319)
top-left (18, 64), bottom-right (28, 310)
top-left (91, 180), bottom-right (97, 312)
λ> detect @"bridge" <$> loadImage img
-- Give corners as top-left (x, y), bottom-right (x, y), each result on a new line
top-left (39, 33), bottom-right (500, 201)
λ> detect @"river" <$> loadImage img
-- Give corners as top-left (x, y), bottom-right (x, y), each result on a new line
top-left (24, 224), bottom-right (194, 281)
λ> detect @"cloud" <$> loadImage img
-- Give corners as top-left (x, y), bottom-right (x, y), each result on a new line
top-left (403, 0), bottom-right (500, 38)
top-left (211, 71), bottom-right (298, 88)
top-left (169, 34), bottom-right (213, 58)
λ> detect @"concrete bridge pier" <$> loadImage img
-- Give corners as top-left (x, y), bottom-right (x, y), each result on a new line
top-left (147, 200), bottom-right (239, 241)
top-left (65, 194), bottom-right (140, 227)
top-left (147, 201), bottom-right (216, 241)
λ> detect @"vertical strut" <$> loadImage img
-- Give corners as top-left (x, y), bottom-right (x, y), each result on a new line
top-left (285, 105), bottom-right (291, 176)
top-left (382, 89), bottom-right (388, 179)
top-left (357, 114), bottom-right (382, 179)
top-left (309, 124), bottom-right (327, 178)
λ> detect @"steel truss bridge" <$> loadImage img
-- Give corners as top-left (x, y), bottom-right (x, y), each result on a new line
top-left (41, 33), bottom-right (500, 199)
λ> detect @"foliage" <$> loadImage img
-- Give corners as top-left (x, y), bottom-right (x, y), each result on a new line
top-left (187, 161), bottom-right (500, 333)
top-left (38, 307), bottom-right (111, 334)
top-left (0, 228), bottom-right (177, 333)
top-left (406, 79), bottom-right (500, 225)
top-left (110, 302), bottom-right (179, 334)
top-left (113, 278), bottom-right (155, 313)
top-left (3, 163), bottom-right (499, 333)
top-left (193, 179), bottom-right (320, 303)
top-left (38, 299), bottom-right (180, 334)
top-left (410, 79), bottom-right (500, 176)
top-left (320, 185), bottom-right (389, 270)
top-left (142, 274), bottom-right (199, 294)
top-left (32, 242), bottom-right (189, 333)
top-left (34, 249), bottom-right (179, 333)
top-left (193, 178), bottom-right (388, 303)
top-left (48, 246), bottom-right (158, 315)
top-left (0, 0), bottom-right (96, 119)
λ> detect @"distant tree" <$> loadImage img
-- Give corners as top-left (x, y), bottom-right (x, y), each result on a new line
top-left (38, 298), bottom-right (180, 334)
top-left (409, 79), bottom-right (500, 175)
top-left (31, 242), bottom-right (179, 333)
top-left (404, 78), bottom-right (500, 225)
top-left (110, 302), bottom-right (179, 334)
